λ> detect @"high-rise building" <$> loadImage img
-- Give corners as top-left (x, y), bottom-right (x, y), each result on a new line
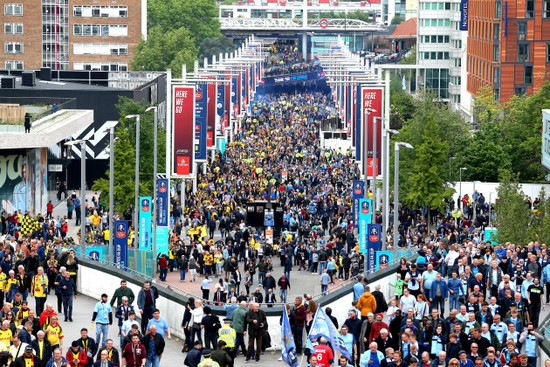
top-left (467, 0), bottom-right (550, 102)
top-left (416, 0), bottom-right (467, 109)
top-left (1, 0), bottom-right (146, 71)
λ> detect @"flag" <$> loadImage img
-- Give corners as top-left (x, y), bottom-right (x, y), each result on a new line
top-left (281, 310), bottom-right (298, 367)
top-left (309, 307), bottom-right (352, 361)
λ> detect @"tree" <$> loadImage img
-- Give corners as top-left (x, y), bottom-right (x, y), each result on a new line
top-left (528, 187), bottom-right (550, 244)
top-left (405, 114), bottom-right (454, 224)
top-left (398, 45), bottom-right (416, 65)
top-left (494, 170), bottom-right (530, 244)
top-left (131, 26), bottom-right (198, 77)
top-left (148, 0), bottom-right (221, 47)
top-left (92, 97), bottom-right (166, 214)
top-left (391, 15), bottom-right (405, 25)
top-left (199, 36), bottom-right (236, 63)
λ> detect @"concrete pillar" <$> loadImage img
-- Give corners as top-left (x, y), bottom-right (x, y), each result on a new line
top-left (302, 33), bottom-right (308, 61)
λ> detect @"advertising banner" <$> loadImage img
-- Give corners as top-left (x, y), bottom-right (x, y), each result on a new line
top-left (360, 87), bottom-right (383, 177)
top-left (217, 83), bottom-right (225, 137)
top-left (139, 196), bottom-right (152, 251)
top-left (207, 82), bottom-right (216, 148)
top-left (86, 247), bottom-right (102, 262)
top-left (224, 74), bottom-right (231, 130)
top-left (231, 76), bottom-right (238, 119)
top-left (358, 199), bottom-right (372, 253)
top-left (367, 223), bottom-right (382, 273)
top-left (352, 180), bottom-right (364, 229)
top-left (157, 178), bottom-right (168, 227)
top-left (375, 251), bottom-right (393, 270)
top-left (460, 0), bottom-right (469, 31)
top-left (114, 220), bottom-right (128, 268)
top-left (172, 85), bottom-right (195, 177)
top-left (194, 83), bottom-right (208, 161)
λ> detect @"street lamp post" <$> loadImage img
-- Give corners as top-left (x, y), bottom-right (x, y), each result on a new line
top-left (363, 108), bottom-right (376, 200)
top-left (98, 121), bottom-right (118, 263)
top-left (459, 167), bottom-right (467, 213)
top-left (393, 141), bottom-right (414, 258)
top-left (382, 128), bottom-right (398, 249)
top-left (126, 114), bottom-right (141, 265)
top-left (372, 117), bottom-right (382, 224)
top-left (145, 106), bottom-right (158, 258)
top-left (65, 140), bottom-right (87, 255)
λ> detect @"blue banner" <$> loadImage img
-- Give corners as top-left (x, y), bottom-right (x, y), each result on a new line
top-left (156, 226), bottom-right (169, 257)
top-left (352, 180), bottom-right (364, 229)
top-left (217, 83), bottom-right (225, 136)
top-left (358, 199), bottom-right (372, 253)
top-left (375, 251), bottom-right (393, 270)
top-left (355, 83), bottom-right (363, 162)
top-left (195, 83), bottom-right (208, 161)
top-left (309, 308), bottom-right (352, 362)
top-left (157, 178), bottom-right (168, 227)
top-left (231, 76), bottom-right (238, 118)
top-left (216, 137), bottom-right (226, 154)
top-left (460, 0), bottom-right (468, 30)
top-left (139, 196), bottom-right (152, 251)
top-left (114, 220), bottom-right (128, 268)
top-left (86, 247), bottom-right (103, 262)
top-left (281, 310), bottom-right (299, 367)
top-left (262, 71), bottom-right (326, 86)
top-left (367, 224), bottom-right (382, 273)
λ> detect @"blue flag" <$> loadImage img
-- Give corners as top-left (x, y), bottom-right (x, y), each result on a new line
top-left (281, 310), bottom-right (298, 367)
top-left (309, 307), bottom-right (352, 361)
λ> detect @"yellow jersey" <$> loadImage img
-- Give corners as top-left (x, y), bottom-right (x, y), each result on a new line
top-left (44, 324), bottom-right (63, 346)
top-left (0, 328), bottom-right (12, 346)
top-left (32, 274), bottom-right (48, 298)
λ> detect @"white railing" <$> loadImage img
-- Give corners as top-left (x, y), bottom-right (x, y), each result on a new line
top-left (220, 17), bottom-right (388, 31)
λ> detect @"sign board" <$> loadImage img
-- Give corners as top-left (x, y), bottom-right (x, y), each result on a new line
top-left (172, 85), bottom-right (195, 177)
top-left (352, 180), bottom-right (364, 228)
top-left (542, 110), bottom-right (550, 171)
top-left (375, 251), bottom-right (393, 270)
top-left (367, 224), bottom-right (382, 273)
top-left (360, 87), bottom-right (383, 177)
top-left (194, 83), bottom-right (208, 161)
top-left (114, 220), bottom-right (128, 268)
top-left (266, 227), bottom-right (273, 244)
top-left (484, 227), bottom-right (498, 246)
top-left (264, 209), bottom-right (274, 226)
top-left (139, 196), bottom-right (151, 250)
top-left (358, 199), bottom-right (372, 253)
top-left (460, 0), bottom-right (469, 31)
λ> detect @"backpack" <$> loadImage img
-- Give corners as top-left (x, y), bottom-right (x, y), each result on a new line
top-left (208, 314), bottom-right (221, 332)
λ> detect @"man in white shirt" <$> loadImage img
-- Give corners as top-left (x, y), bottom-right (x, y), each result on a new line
top-left (399, 288), bottom-right (416, 314)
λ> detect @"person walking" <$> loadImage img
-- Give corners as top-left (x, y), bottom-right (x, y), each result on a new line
top-left (121, 334), bottom-right (146, 367)
top-left (142, 325), bottom-right (165, 367)
top-left (91, 294), bottom-right (113, 347)
top-left (137, 281), bottom-right (158, 334)
top-left (110, 280), bottom-right (135, 308)
top-left (31, 267), bottom-right (48, 316)
top-left (59, 270), bottom-right (77, 322)
top-left (231, 301), bottom-right (248, 357)
top-left (245, 303), bottom-right (267, 363)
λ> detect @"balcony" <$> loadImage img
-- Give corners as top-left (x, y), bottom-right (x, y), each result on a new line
top-left (451, 48), bottom-right (462, 58)
top-left (449, 67), bottom-right (461, 77)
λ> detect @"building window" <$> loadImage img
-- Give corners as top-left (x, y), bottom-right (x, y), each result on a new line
top-left (73, 43), bottom-right (128, 55)
top-left (493, 67), bottom-right (500, 84)
top-left (544, 0), bottom-right (550, 18)
top-left (4, 42), bottom-right (23, 53)
top-left (493, 45), bottom-right (499, 61)
top-left (4, 23), bottom-right (23, 34)
top-left (4, 3), bottom-right (22, 15)
top-left (514, 86), bottom-right (526, 95)
top-left (445, 2), bottom-right (450, 9)
top-left (73, 62), bottom-right (128, 71)
top-left (526, 0), bottom-right (534, 18)
top-left (525, 65), bottom-right (533, 84)
top-left (547, 43), bottom-right (550, 63)
top-left (73, 6), bottom-right (128, 18)
top-left (493, 23), bottom-right (499, 41)
top-left (5, 60), bottom-right (22, 69)
top-left (495, 0), bottom-right (501, 17)
top-left (518, 43), bottom-right (529, 63)
top-left (73, 24), bottom-right (128, 37)
top-left (518, 22), bottom-right (527, 41)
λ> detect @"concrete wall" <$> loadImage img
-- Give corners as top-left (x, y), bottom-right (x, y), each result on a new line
top-left (78, 257), bottom-right (405, 349)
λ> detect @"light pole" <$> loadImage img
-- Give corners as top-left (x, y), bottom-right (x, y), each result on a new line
top-left (126, 114), bottom-right (141, 265)
top-left (65, 139), bottom-right (87, 255)
top-left (372, 116), bottom-right (382, 224)
top-left (98, 121), bottom-right (118, 263)
top-left (363, 108), bottom-right (376, 200)
top-left (145, 106), bottom-right (158, 258)
top-left (459, 167), bottom-right (467, 213)
top-left (382, 128), bottom-right (398, 249)
top-left (393, 141), bottom-right (414, 258)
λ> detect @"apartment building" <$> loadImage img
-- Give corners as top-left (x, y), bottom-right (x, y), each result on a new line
top-left (467, 0), bottom-right (550, 102)
top-left (1, 0), bottom-right (146, 71)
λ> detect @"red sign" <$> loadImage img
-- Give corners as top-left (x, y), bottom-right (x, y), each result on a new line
top-left (207, 81), bottom-right (216, 148)
top-left (172, 85), bottom-right (195, 177)
top-left (361, 87), bottom-right (383, 177)
top-left (320, 18), bottom-right (328, 28)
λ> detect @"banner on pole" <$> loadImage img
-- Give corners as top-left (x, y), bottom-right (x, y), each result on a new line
top-left (207, 81), bottom-right (216, 148)
top-left (358, 199), bottom-right (372, 253)
top-left (367, 223), bottom-right (382, 273)
top-left (359, 86), bottom-right (383, 177)
top-left (139, 196), bottom-right (152, 251)
top-left (194, 83), bottom-right (208, 161)
top-left (375, 250), bottom-right (393, 270)
top-left (352, 180), bottom-right (364, 229)
top-left (114, 220), bottom-right (128, 268)
top-left (172, 85), bottom-right (195, 177)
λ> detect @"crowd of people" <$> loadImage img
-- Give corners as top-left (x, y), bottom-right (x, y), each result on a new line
top-left (263, 42), bottom-right (321, 77)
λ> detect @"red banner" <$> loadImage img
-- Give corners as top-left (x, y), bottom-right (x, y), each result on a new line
top-left (207, 81), bottom-right (216, 148)
top-left (361, 87), bottom-right (383, 177)
top-left (172, 85), bottom-right (195, 177)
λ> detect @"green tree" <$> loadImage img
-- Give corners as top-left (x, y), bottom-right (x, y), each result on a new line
top-left (148, 0), bottom-right (221, 47)
top-left (131, 26), bottom-right (198, 77)
top-left (405, 115), bottom-right (454, 224)
top-left (398, 45), bottom-right (416, 65)
top-left (391, 15), bottom-right (405, 24)
top-left (92, 97), bottom-right (166, 213)
top-left (528, 187), bottom-right (550, 243)
top-left (494, 170), bottom-right (530, 244)
top-left (198, 36), bottom-right (236, 63)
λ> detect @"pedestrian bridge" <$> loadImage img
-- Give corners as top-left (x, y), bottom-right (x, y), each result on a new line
top-left (220, 18), bottom-right (388, 32)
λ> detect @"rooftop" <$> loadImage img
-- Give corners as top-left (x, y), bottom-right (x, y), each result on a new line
top-left (389, 17), bottom-right (417, 38)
